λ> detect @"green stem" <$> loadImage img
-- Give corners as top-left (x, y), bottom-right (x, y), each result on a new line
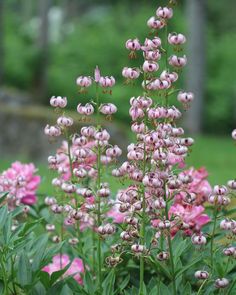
top-left (65, 129), bottom-right (74, 183)
top-left (197, 279), bottom-right (208, 295)
top-left (60, 216), bottom-right (64, 270)
top-left (164, 22), bottom-right (169, 106)
top-left (210, 206), bottom-right (218, 270)
top-left (95, 83), bottom-right (102, 292)
top-left (139, 114), bottom-right (147, 295)
top-left (163, 189), bottom-right (177, 295)
top-left (92, 228), bottom-right (96, 272)
top-left (11, 256), bottom-right (17, 295)
top-left (139, 187), bottom-right (146, 295)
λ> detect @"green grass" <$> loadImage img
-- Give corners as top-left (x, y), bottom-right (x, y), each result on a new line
top-left (0, 136), bottom-right (235, 196)
top-left (186, 135), bottom-right (236, 185)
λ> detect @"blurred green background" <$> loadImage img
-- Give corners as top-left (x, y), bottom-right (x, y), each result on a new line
top-left (0, 0), bottom-right (235, 186)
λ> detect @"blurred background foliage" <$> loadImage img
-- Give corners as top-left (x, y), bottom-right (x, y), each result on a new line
top-left (1, 0), bottom-right (236, 132)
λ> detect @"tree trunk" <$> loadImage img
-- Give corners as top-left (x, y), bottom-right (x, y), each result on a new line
top-left (34, 0), bottom-right (51, 103)
top-left (184, 0), bottom-right (206, 134)
top-left (0, 0), bottom-right (4, 85)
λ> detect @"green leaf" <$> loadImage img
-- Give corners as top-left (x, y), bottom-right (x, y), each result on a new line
top-left (43, 242), bottom-right (64, 265)
top-left (149, 256), bottom-right (171, 279)
top-left (30, 282), bottom-right (47, 295)
top-left (17, 252), bottom-right (32, 287)
top-left (142, 282), bottom-right (147, 295)
top-left (31, 235), bottom-right (49, 271)
top-left (12, 206), bottom-right (24, 218)
top-left (66, 277), bottom-right (89, 295)
top-left (175, 256), bottom-right (202, 279)
top-left (102, 270), bottom-right (115, 295)
top-left (83, 271), bottom-right (95, 294)
top-left (0, 193), bottom-right (8, 205)
top-left (183, 282), bottom-right (192, 294)
top-left (158, 282), bottom-right (171, 295)
top-left (39, 271), bottom-right (50, 289)
top-left (0, 206), bottom-right (8, 229)
top-left (50, 263), bottom-right (71, 286)
top-left (60, 284), bottom-right (73, 295)
top-left (3, 213), bottom-right (12, 244)
top-left (149, 286), bottom-right (158, 295)
top-left (114, 274), bottom-right (130, 295)
top-left (20, 218), bottom-right (43, 236)
top-left (0, 280), bottom-right (4, 294)
top-left (147, 277), bottom-right (157, 292)
top-left (46, 280), bottom-right (65, 295)
top-left (215, 262), bottom-right (225, 277)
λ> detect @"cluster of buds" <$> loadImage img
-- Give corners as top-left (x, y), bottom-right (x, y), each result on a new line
top-left (208, 184), bottom-right (232, 206)
top-left (109, 3), bottom-right (208, 262)
top-left (44, 66), bottom-right (123, 260)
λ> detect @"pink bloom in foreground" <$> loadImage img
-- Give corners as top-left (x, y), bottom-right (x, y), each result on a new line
top-left (0, 161), bottom-right (41, 207)
top-left (107, 203), bottom-right (126, 223)
top-left (176, 167), bottom-right (212, 204)
top-left (169, 203), bottom-right (210, 234)
top-left (42, 254), bottom-right (84, 285)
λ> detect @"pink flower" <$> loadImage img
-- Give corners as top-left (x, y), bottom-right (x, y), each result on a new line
top-left (107, 199), bottom-right (128, 223)
top-left (50, 96), bottom-right (67, 108)
top-left (0, 161), bottom-right (41, 207)
top-left (94, 66), bottom-right (101, 83)
top-left (176, 167), bottom-right (212, 204)
top-left (99, 76), bottom-right (115, 88)
top-left (100, 103), bottom-right (117, 115)
top-left (142, 61), bottom-right (159, 73)
top-left (53, 140), bottom-right (97, 181)
top-left (169, 55), bottom-right (187, 68)
top-left (168, 33), bottom-right (186, 45)
top-left (76, 76), bottom-right (92, 88)
top-left (122, 67), bottom-right (140, 79)
top-left (147, 16), bottom-right (165, 29)
top-left (44, 125), bottom-right (61, 137)
top-left (125, 38), bottom-right (141, 51)
top-left (169, 203), bottom-right (210, 233)
top-left (156, 7), bottom-right (173, 19)
top-left (42, 254), bottom-right (84, 285)
top-left (177, 91), bottom-right (194, 104)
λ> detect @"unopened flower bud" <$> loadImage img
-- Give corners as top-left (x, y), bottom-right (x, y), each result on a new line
top-left (215, 278), bottom-right (229, 289)
top-left (69, 238), bottom-right (79, 245)
top-left (45, 196), bottom-right (57, 206)
top-left (46, 224), bottom-right (55, 232)
top-left (195, 270), bottom-right (209, 280)
top-left (131, 244), bottom-right (146, 254)
top-left (223, 247), bottom-right (235, 256)
top-left (227, 179), bottom-right (236, 190)
top-left (52, 235), bottom-right (61, 243)
top-left (158, 220), bottom-right (171, 230)
top-left (157, 251), bottom-right (169, 261)
top-left (191, 234), bottom-right (207, 245)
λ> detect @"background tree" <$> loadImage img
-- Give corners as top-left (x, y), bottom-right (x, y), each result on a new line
top-left (184, 0), bottom-right (206, 134)
top-left (33, 0), bottom-right (51, 103)
top-left (0, 0), bottom-right (4, 85)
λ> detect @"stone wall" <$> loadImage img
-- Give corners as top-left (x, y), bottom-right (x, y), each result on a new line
top-left (0, 88), bottom-right (129, 163)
